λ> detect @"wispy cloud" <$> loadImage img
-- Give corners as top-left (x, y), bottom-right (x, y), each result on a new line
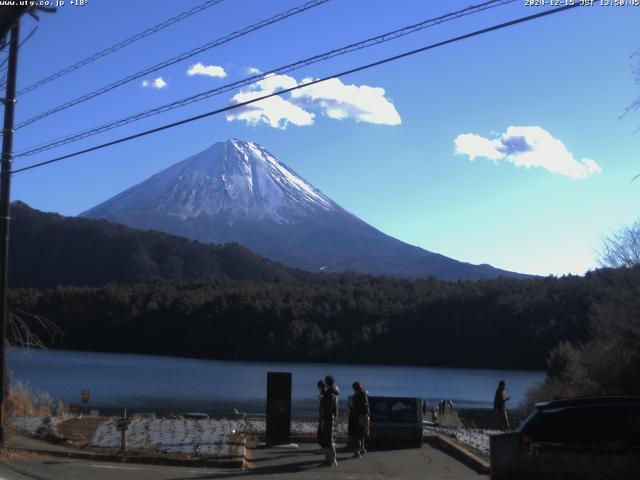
top-left (454, 126), bottom-right (601, 180)
top-left (141, 77), bottom-right (167, 89)
top-left (244, 66), bottom-right (262, 75)
top-left (187, 62), bottom-right (226, 78)
top-left (226, 73), bottom-right (401, 129)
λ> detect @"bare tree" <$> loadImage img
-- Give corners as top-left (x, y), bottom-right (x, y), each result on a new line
top-left (623, 50), bottom-right (640, 120)
top-left (599, 220), bottom-right (640, 268)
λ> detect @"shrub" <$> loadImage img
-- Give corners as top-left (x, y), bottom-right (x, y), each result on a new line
top-left (6, 380), bottom-right (65, 417)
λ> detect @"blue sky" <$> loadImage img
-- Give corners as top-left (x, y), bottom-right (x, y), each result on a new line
top-left (8, 0), bottom-right (640, 276)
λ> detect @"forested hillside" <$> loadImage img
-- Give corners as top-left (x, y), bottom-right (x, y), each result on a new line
top-left (10, 202), bottom-right (638, 374)
top-left (10, 266), bottom-right (631, 370)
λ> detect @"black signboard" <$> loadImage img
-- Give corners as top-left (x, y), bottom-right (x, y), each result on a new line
top-left (368, 396), bottom-right (423, 447)
top-left (369, 396), bottom-right (420, 424)
top-left (116, 417), bottom-right (131, 431)
top-left (266, 372), bottom-right (292, 444)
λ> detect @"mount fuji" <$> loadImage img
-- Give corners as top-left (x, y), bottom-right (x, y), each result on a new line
top-left (81, 139), bottom-right (525, 280)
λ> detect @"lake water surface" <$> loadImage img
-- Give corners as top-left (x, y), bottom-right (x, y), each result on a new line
top-left (7, 348), bottom-right (545, 415)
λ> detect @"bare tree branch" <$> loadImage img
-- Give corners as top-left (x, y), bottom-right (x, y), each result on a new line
top-left (621, 50), bottom-right (640, 137)
top-left (599, 220), bottom-right (640, 268)
top-left (7, 309), bottom-right (62, 349)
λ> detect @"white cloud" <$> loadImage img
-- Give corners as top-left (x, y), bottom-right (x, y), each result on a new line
top-left (226, 73), bottom-right (314, 129)
top-left (226, 73), bottom-right (401, 129)
top-left (292, 77), bottom-right (401, 125)
top-left (187, 62), bottom-right (226, 78)
top-left (454, 134), bottom-right (503, 161)
top-left (454, 126), bottom-right (601, 180)
top-left (141, 77), bottom-right (167, 89)
top-left (244, 66), bottom-right (262, 75)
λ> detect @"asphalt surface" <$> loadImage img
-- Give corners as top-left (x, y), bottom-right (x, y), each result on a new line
top-left (0, 441), bottom-right (487, 480)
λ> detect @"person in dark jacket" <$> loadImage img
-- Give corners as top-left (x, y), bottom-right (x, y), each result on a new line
top-left (316, 380), bottom-right (325, 450)
top-left (493, 379), bottom-right (511, 430)
top-left (349, 381), bottom-right (369, 458)
top-left (319, 375), bottom-right (339, 467)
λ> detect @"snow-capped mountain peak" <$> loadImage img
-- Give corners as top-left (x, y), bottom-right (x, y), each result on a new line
top-left (82, 139), bottom-right (336, 222)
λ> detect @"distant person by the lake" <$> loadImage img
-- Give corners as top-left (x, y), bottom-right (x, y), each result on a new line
top-left (448, 399), bottom-right (454, 412)
top-left (493, 379), bottom-right (511, 430)
top-left (319, 375), bottom-right (339, 467)
top-left (349, 381), bottom-right (369, 458)
top-left (431, 407), bottom-right (438, 424)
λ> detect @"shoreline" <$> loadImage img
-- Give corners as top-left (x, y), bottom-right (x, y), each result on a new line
top-left (8, 346), bottom-right (548, 373)
top-left (65, 403), bottom-right (499, 419)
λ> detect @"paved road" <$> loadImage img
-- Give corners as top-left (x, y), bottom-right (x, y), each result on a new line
top-left (0, 456), bottom-right (228, 480)
top-left (0, 442), bottom-right (487, 480)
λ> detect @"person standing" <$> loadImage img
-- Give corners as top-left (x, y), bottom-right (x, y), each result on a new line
top-left (493, 380), bottom-right (511, 430)
top-left (319, 375), bottom-right (339, 467)
top-left (350, 381), bottom-right (369, 458)
top-left (316, 380), bottom-right (326, 453)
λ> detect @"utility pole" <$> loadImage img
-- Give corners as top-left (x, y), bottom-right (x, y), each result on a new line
top-left (0, 19), bottom-right (20, 446)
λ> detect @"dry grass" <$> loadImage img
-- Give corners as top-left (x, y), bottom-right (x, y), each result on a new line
top-left (6, 380), bottom-right (65, 417)
top-left (55, 417), bottom-right (105, 447)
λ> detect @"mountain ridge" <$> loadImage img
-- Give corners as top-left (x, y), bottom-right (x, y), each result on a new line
top-left (9, 201), bottom-right (301, 289)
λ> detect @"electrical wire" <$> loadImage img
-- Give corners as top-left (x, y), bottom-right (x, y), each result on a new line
top-left (12, 3), bottom-right (579, 175)
top-left (14, 0), bottom-right (516, 159)
top-left (16, 0), bottom-right (226, 96)
top-left (14, 0), bottom-right (330, 130)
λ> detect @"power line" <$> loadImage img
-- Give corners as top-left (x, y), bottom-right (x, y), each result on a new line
top-left (14, 0), bottom-right (330, 130)
top-left (12, 3), bottom-right (579, 175)
top-left (14, 0), bottom-right (516, 159)
top-left (17, 0), bottom-right (226, 96)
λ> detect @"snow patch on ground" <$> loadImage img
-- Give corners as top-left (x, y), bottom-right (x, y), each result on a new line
top-left (234, 418), bottom-right (347, 436)
top-left (89, 417), bottom-right (348, 456)
top-left (11, 415), bottom-right (490, 457)
top-left (92, 417), bottom-right (236, 456)
top-left (424, 425), bottom-right (499, 456)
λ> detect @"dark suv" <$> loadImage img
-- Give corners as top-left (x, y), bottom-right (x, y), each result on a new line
top-left (490, 396), bottom-right (640, 476)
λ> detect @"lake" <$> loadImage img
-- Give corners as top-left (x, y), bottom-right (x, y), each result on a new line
top-left (7, 348), bottom-right (545, 416)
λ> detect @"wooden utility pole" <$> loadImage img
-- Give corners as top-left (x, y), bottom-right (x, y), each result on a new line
top-left (117, 408), bottom-right (129, 454)
top-left (0, 19), bottom-right (19, 446)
